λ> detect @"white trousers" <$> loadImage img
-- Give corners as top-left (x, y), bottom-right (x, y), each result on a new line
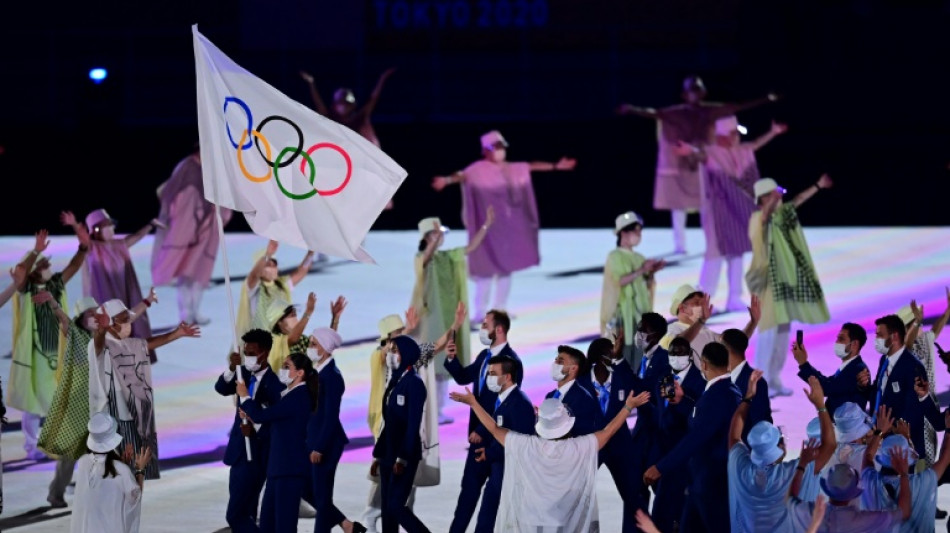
top-left (698, 255), bottom-right (745, 310)
top-left (176, 278), bottom-right (206, 323)
top-left (472, 274), bottom-right (512, 320)
top-left (756, 323), bottom-right (791, 390)
top-left (671, 209), bottom-right (687, 252)
top-left (22, 412), bottom-right (42, 455)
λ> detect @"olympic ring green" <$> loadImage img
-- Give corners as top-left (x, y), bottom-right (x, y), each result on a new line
top-left (273, 147), bottom-right (317, 200)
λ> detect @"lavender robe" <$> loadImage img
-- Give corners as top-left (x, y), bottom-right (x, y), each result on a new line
top-left (83, 240), bottom-right (155, 363)
top-left (700, 143), bottom-right (758, 258)
top-left (151, 156), bottom-right (232, 287)
top-left (461, 160), bottom-right (540, 278)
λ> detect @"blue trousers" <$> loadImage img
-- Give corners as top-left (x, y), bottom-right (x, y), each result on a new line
top-left (259, 476), bottom-right (307, 533)
top-left (311, 440), bottom-right (347, 533)
top-left (473, 462), bottom-right (504, 533)
top-left (380, 459), bottom-right (430, 533)
top-left (600, 437), bottom-right (643, 533)
top-left (680, 482), bottom-right (729, 533)
top-left (226, 457), bottom-right (267, 533)
top-left (652, 468), bottom-right (689, 533)
top-left (448, 447), bottom-right (491, 533)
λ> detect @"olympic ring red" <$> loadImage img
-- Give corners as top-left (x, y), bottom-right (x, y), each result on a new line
top-left (300, 143), bottom-right (352, 197)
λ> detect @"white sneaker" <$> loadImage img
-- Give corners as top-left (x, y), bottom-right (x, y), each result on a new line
top-left (299, 499), bottom-right (316, 518)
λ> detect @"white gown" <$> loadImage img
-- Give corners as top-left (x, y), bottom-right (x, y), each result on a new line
top-left (70, 453), bottom-right (142, 533)
top-left (496, 433), bottom-right (600, 532)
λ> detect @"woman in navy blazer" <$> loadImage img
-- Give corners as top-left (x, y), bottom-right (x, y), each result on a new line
top-left (371, 335), bottom-right (431, 533)
top-left (239, 352), bottom-right (318, 533)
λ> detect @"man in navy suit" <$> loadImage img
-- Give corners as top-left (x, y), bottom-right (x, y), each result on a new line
top-left (722, 328), bottom-right (771, 439)
top-left (214, 329), bottom-right (284, 533)
top-left (444, 310), bottom-right (520, 533)
top-left (858, 315), bottom-right (943, 457)
top-left (652, 336), bottom-right (706, 533)
top-left (644, 341), bottom-right (740, 532)
top-left (579, 336), bottom-right (642, 533)
top-left (793, 322), bottom-right (869, 416)
top-left (373, 335), bottom-right (430, 533)
top-left (546, 345), bottom-right (602, 435)
top-left (468, 354), bottom-right (534, 533)
top-left (306, 327), bottom-right (365, 533)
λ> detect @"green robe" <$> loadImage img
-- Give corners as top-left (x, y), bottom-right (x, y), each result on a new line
top-left (38, 323), bottom-right (92, 459)
top-left (411, 248), bottom-right (471, 377)
top-left (600, 248), bottom-right (653, 346)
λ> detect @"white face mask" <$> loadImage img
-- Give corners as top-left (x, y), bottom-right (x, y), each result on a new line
top-left (688, 306), bottom-right (703, 322)
top-left (491, 148), bottom-right (506, 163)
top-left (486, 375), bottom-right (503, 393)
top-left (669, 355), bottom-right (691, 372)
top-left (244, 358), bottom-right (261, 373)
top-left (84, 316), bottom-right (98, 331)
top-left (117, 322), bottom-right (132, 339)
top-left (479, 327), bottom-right (492, 346)
top-left (386, 351), bottom-right (401, 370)
top-left (262, 266), bottom-right (278, 281)
top-left (550, 362), bottom-right (566, 381)
top-left (833, 343), bottom-right (850, 359)
top-left (307, 347), bottom-right (320, 362)
top-left (99, 226), bottom-right (116, 240)
top-left (278, 368), bottom-right (293, 384)
top-left (634, 332), bottom-right (649, 351)
top-left (39, 268), bottom-right (53, 282)
top-left (281, 316), bottom-right (299, 331)
top-left (874, 338), bottom-right (890, 355)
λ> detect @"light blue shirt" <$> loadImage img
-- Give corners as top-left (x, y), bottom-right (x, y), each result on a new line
top-left (728, 443), bottom-right (798, 533)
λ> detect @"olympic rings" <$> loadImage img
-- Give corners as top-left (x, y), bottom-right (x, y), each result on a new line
top-left (224, 97), bottom-right (253, 150)
top-left (222, 96), bottom-right (354, 200)
top-left (255, 115), bottom-right (303, 168)
top-left (236, 130), bottom-right (273, 183)
top-left (274, 147), bottom-right (317, 200)
top-left (303, 143), bottom-right (352, 197)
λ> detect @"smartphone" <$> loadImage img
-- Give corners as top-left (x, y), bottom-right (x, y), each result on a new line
top-left (449, 329), bottom-right (456, 344)
top-left (796, 329), bottom-right (803, 348)
top-left (660, 374), bottom-right (676, 400)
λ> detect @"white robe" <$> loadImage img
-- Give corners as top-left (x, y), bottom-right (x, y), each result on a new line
top-left (496, 433), bottom-right (600, 532)
top-left (70, 453), bottom-right (142, 533)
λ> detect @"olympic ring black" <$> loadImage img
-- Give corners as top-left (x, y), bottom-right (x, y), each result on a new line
top-left (254, 115), bottom-right (304, 168)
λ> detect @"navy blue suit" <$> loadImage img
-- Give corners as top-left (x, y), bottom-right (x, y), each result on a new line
top-left (656, 375), bottom-right (740, 533)
top-left (546, 380), bottom-right (602, 436)
top-left (579, 359), bottom-right (643, 533)
top-left (475, 386), bottom-right (534, 533)
top-left (863, 349), bottom-right (943, 456)
top-left (240, 384), bottom-right (312, 533)
top-left (306, 359), bottom-right (350, 533)
top-left (214, 367), bottom-right (284, 533)
top-left (652, 365), bottom-right (706, 533)
top-left (732, 361), bottom-right (772, 440)
top-left (373, 368), bottom-right (430, 533)
top-left (630, 348), bottom-right (671, 509)
top-left (797, 355), bottom-right (869, 417)
top-left (444, 344), bottom-right (520, 533)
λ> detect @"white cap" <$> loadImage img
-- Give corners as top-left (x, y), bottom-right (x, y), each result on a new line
top-left (535, 398), bottom-right (576, 440)
top-left (480, 130), bottom-right (508, 150)
top-left (753, 178), bottom-right (786, 202)
top-left (417, 217), bottom-right (448, 238)
top-left (100, 299), bottom-right (135, 322)
top-left (614, 211), bottom-right (643, 234)
top-left (86, 411), bottom-right (124, 453)
top-left (715, 115), bottom-right (747, 136)
top-left (670, 284), bottom-right (701, 316)
top-left (74, 297), bottom-right (99, 317)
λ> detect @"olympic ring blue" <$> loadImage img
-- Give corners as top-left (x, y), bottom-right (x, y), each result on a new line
top-left (223, 96), bottom-right (253, 150)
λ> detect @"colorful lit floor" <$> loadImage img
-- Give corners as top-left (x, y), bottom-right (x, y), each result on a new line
top-left (2, 226), bottom-right (949, 531)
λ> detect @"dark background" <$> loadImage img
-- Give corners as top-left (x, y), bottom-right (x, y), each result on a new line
top-left (1, 0), bottom-right (948, 236)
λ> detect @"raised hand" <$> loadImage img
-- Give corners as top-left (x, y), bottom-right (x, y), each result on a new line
top-left (875, 405), bottom-right (894, 435)
top-left (176, 322), bottom-right (201, 338)
top-left (889, 447), bottom-right (910, 476)
top-left (817, 173), bottom-right (833, 189)
top-left (914, 376), bottom-right (930, 399)
top-left (748, 294), bottom-right (761, 323)
top-left (453, 301), bottom-right (467, 329)
top-left (771, 121), bottom-right (788, 135)
top-left (701, 293), bottom-right (713, 321)
top-left (798, 437), bottom-right (820, 466)
top-left (791, 341), bottom-right (808, 365)
top-left (449, 387), bottom-right (476, 406)
top-left (94, 309), bottom-right (111, 332)
top-left (894, 419), bottom-right (911, 442)
top-left (146, 287), bottom-right (158, 304)
top-left (265, 239), bottom-right (279, 257)
top-left (805, 376), bottom-right (825, 407)
top-left (404, 306), bottom-right (419, 333)
top-left (554, 157), bottom-right (577, 171)
top-left (746, 369), bottom-right (764, 400)
top-left (34, 229), bottom-right (50, 253)
top-left (431, 176), bottom-right (449, 192)
top-left (305, 292), bottom-right (317, 315)
top-left (299, 71), bottom-right (314, 84)
top-left (122, 443), bottom-right (135, 464)
top-left (60, 211), bottom-right (77, 227)
top-left (330, 296), bottom-right (347, 318)
top-left (134, 446), bottom-right (152, 471)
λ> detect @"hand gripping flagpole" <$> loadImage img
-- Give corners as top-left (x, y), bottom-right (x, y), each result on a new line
top-left (211, 175), bottom-right (253, 463)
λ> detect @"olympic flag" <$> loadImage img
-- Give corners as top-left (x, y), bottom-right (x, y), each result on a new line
top-left (192, 26), bottom-right (406, 263)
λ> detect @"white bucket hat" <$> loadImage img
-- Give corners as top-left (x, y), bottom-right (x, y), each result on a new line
top-left (87, 412), bottom-right (124, 453)
top-left (669, 284), bottom-right (701, 316)
top-left (753, 178), bottom-right (786, 202)
top-left (377, 314), bottom-right (404, 342)
top-left (417, 217), bottom-right (448, 239)
top-left (715, 115), bottom-right (748, 136)
top-left (614, 211), bottom-right (643, 235)
top-left (535, 398), bottom-right (575, 440)
top-left (74, 296), bottom-right (99, 317)
top-left (100, 299), bottom-right (135, 323)
top-left (480, 130), bottom-right (508, 150)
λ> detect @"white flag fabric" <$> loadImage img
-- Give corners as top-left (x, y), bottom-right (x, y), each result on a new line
top-left (192, 25), bottom-right (406, 263)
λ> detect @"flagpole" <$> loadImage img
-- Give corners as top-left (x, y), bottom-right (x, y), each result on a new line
top-left (212, 181), bottom-right (253, 462)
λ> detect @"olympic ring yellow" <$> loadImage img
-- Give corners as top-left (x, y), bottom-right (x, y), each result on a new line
top-left (236, 130), bottom-right (273, 183)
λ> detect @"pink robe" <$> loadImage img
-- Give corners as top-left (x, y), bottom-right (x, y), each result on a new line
top-left (461, 160), bottom-right (540, 277)
top-left (150, 156), bottom-right (232, 287)
top-left (83, 240), bottom-right (156, 363)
